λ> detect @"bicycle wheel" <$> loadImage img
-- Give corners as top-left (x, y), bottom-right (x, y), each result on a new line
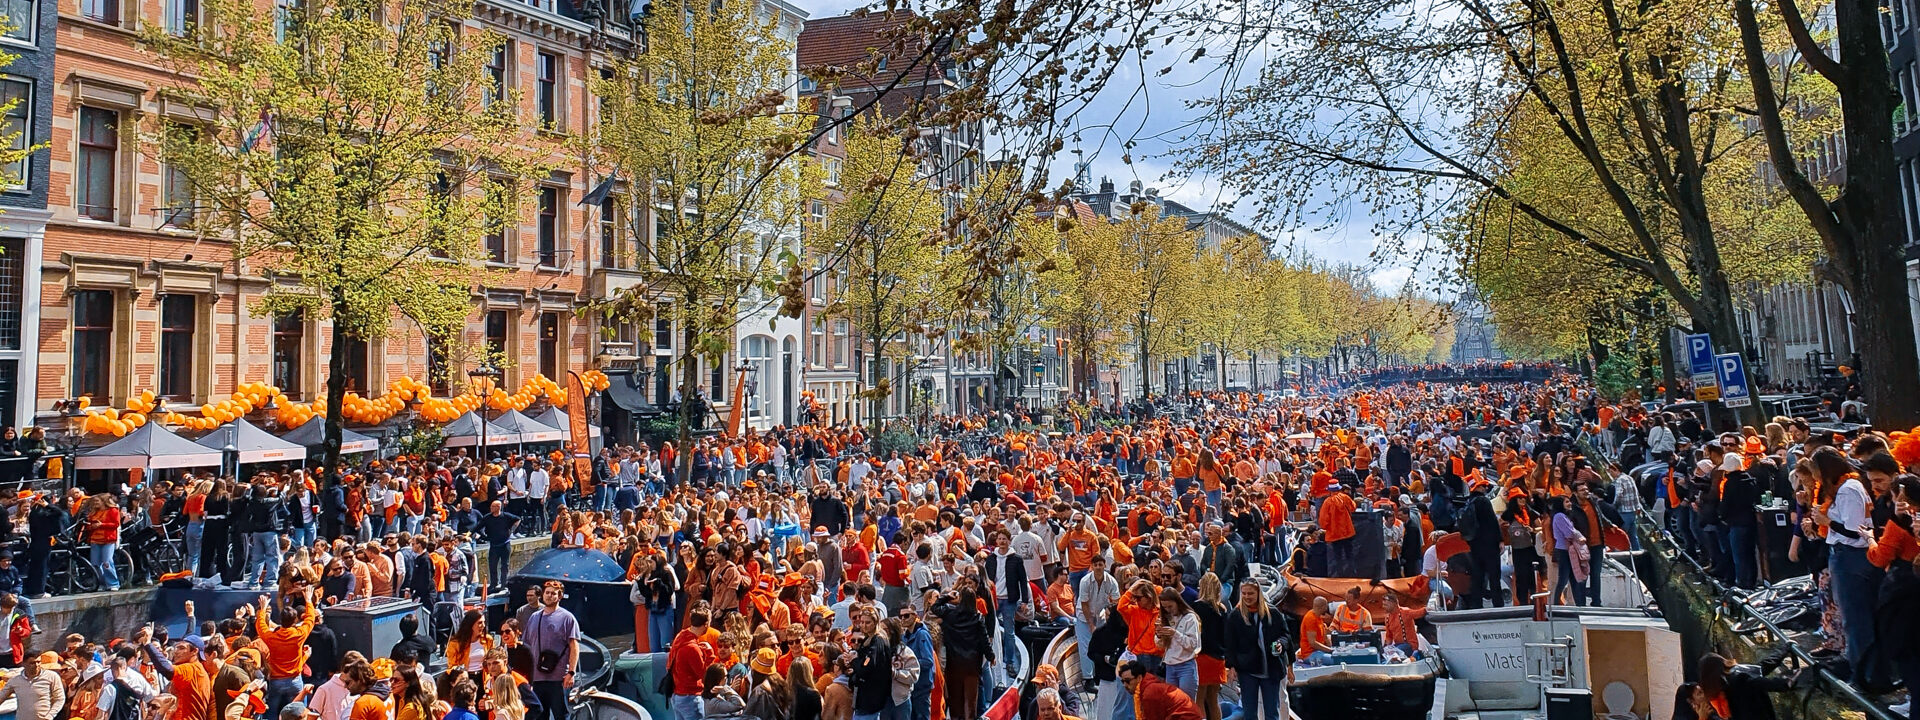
top-left (147, 542), bottom-right (184, 578)
top-left (67, 552), bottom-right (99, 594)
top-left (114, 549), bottom-right (135, 589)
top-left (47, 551), bottom-right (73, 594)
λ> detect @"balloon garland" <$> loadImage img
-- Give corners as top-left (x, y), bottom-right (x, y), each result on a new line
top-left (80, 369), bottom-right (615, 436)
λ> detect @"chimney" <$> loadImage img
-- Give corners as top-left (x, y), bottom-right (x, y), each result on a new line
top-left (1099, 177), bottom-right (1114, 194)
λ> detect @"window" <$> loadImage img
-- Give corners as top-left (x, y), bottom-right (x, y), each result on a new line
top-left (833, 319), bottom-right (849, 368)
top-left (536, 185), bottom-right (559, 266)
top-left (166, 0), bottom-right (198, 35)
top-left (158, 295), bottom-right (196, 401)
top-left (529, 0), bottom-right (553, 12)
top-left (427, 170), bottom-right (451, 256)
top-left (485, 178), bottom-right (509, 263)
top-left (163, 124), bottom-right (197, 227)
top-left (0, 239), bottom-right (19, 351)
top-left (81, 0), bottom-right (117, 25)
top-left (272, 313), bottom-right (303, 399)
top-left (2, 0), bottom-right (32, 42)
top-left (653, 211), bottom-right (671, 266)
top-left (538, 312), bottom-right (559, 379)
top-left (0, 79), bottom-right (28, 191)
top-left (600, 195), bottom-right (623, 269)
top-left (71, 290), bottom-right (114, 403)
top-left (341, 336), bottom-right (369, 393)
top-left (537, 51), bottom-right (560, 129)
top-left (652, 306), bottom-right (672, 352)
top-left (823, 157), bottom-right (841, 186)
top-left (485, 44), bottom-right (509, 109)
top-left (485, 310), bottom-right (509, 358)
top-left (77, 107), bottom-right (119, 222)
top-left (825, 116), bottom-right (838, 145)
top-left (809, 319), bottom-right (824, 369)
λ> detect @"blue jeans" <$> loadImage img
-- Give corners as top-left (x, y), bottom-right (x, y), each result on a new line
top-left (649, 610), bottom-right (675, 653)
top-left (288, 522), bottom-right (314, 554)
top-left (1727, 525), bottom-right (1756, 589)
top-left (997, 598), bottom-right (1020, 674)
top-left (266, 677), bottom-right (304, 719)
top-left (910, 685), bottom-right (931, 720)
top-left (1551, 549), bottom-right (1582, 606)
top-left (593, 484), bottom-right (613, 512)
top-left (1238, 674), bottom-right (1284, 720)
top-left (1618, 513), bottom-right (1640, 552)
top-left (248, 532), bottom-right (281, 585)
top-left (1206, 490), bottom-right (1222, 516)
top-left (670, 695), bottom-right (701, 720)
top-left (1304, 651), bottom-right (1333, 666)
top-left (1163, 659), bottom-right (1198, 699)
top-left (90, 543), bottom-right (119, 590)
top-left (184, 521), bottom-right (204, 572)
top-left (1073, 617), bottom-right (1095, 680)
top-left (1830, 544), bottom-right (1888, 687)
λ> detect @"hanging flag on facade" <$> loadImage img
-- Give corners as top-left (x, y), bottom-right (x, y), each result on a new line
top-left (240, 109), bottom-right (274, 153)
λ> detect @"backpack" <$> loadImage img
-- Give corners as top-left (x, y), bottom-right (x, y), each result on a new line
top-left (1503, 517), bottom-right (1534, 549)
top-left (1458, 497), bottom-right (1482, 542)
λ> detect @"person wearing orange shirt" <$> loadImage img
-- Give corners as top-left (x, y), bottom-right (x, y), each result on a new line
top-left (1318, 486), bottom-right (1358, 576)
top-left (167, 640), bottom-right (212, 720)
top-left (1118, 661), bottom-right (1203, 720)
top-left (1056, 514), bottom-right (1103, 585)
top-left (253, 590), bottom-right (319, 718)
top-left (1296, 597), bottom-right (1335, 665)
top-left (1332, 586), bottom-right (1372, 632)
top-left (1115, 580), bottom-right (1164, 659)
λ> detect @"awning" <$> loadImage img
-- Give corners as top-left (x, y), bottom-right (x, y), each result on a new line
top-left (531, 408), bottom-right (602, 439)
top-left (441, 412), bottom-right (521, 447)
top-left (602, 370), bottom-right (658, 414)
top-left (491, 410), bottom-right (564, 443)
top-left (78, 423), bottom-right (224, 470)
top-left (279, 420), bottom-right (381, 454)
top-left (195, 418), bottom-right (308, 464)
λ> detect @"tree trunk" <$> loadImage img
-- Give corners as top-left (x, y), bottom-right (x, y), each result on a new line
top-left (1137, 313), bottom-right (1151, 400)
top-left (676, 321), bottom-right (698, 485)
top-left (1659, 322), bottom-right (1678, 403)
top-left (868, 333), bottom-right (883, 437)
top-left (1732, 0), bottom-right (1920, 428)
top-left (319, 287), bottom-right (351, 494)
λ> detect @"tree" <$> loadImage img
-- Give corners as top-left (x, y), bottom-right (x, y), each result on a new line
top-left (144, 0), bottom-right (523, 489)
top-left (1186, 234), bottom-right (1277, 390)
top-left (1176, 0), bottom-right (1821, 424)
top-left (807, 119), bottom-right (948, 432)
top-left (945, 167), bottom-right (1063, 409)
top-left (1077, 206), bottom-right (1200, 398)
top-left (1731, 0), bottom-right (1920, 426)
top-left (591, 0), bottom-right (817, 478)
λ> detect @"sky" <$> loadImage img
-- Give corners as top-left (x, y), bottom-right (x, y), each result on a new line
top-left (790, 0), bottom-right (1434, 295)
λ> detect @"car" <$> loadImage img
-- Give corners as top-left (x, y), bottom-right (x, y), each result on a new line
top-left (1756, 394), bottom-right (1826, 422)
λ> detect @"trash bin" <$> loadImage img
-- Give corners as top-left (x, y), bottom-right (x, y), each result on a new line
top-left (325, 597), bottom-right (427, 662)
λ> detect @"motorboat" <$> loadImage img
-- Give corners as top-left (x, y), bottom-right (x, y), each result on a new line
top-left (1429, 605), bottom-right (1679, 720)
top-left (1290, 651), bottom-right (1441, 720)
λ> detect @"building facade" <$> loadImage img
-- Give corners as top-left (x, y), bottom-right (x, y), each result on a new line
top-left (0, 0), bottom-right (55, 429)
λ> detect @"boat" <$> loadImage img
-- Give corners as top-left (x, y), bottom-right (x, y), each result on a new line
top-left (1290, 651), bottom-right (1441, 720)
top-left (1428, 605), bottom-right (1679, 720)
top-left (1281, 565), bottom-right (1431, 617)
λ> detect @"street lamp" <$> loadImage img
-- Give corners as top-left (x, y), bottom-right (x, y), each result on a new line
top-left (50, 398), bottom-right (88, 493)
top-left (468, 364), bottom-right (501, 457)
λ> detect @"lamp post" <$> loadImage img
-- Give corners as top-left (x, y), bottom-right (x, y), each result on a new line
top-left (468, 365), bottom-right (500, 459)
top-left (51, 398), bottom-right (88, 493)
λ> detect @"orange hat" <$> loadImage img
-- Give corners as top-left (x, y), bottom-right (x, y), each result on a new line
top-left (1742, 437), bottom-right (1766, 455)
top-left (370, 658), bottom-right (395, 680)
top-left (751, 648), bottom-right (778, 675)
top-left (782, 572), bottom-right (807, 588)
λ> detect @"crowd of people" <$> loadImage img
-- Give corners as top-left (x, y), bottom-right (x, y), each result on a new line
top-left (0, 365), bottom-right (1906, 720)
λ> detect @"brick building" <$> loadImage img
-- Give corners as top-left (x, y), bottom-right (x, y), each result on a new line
top-left (34, 0), bottom-right (616, 434)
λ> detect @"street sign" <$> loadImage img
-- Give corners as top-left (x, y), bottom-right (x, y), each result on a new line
top-left (1694, 381), bottom-right (1721, 402)
top-left (1715, 352), bottom-right (1752, 408)
top-left (1684, 333), bottom-right (1715, 375)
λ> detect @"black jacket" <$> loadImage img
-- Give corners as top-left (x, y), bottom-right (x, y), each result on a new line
top-left (1190, 601), bottom-right (1228, 659)
top-left (980, 550), bottom-right (1029, 604)
top-left (1721, 665), bottom-right (1790, 720)
top-left (930, 597), bottom-right (993, 664)
top-left (1463, 492), bottom-right (1500, 547)
top-left (1719, 472), bottom-right (1761, 528)
top-left (1086, 610), bottom-right (1128, 682)
top-left (846, 635), bottom-right (894, 715)
top-left (1222, 606), bottom-right (1290, 678)
top-left (1386, 444), bottom-right (1413, 476)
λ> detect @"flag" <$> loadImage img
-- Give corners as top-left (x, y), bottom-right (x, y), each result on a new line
top-left (579, 173), bottom-right (618, 206)
top-left (240, 109), bottom-right (273, 153)
top-left (981, 686), bottom-right (1021, 720)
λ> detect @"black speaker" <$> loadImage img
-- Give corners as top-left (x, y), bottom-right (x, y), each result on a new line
top-left (1545, 688), bottom-right (1593, 720)
top-left (1348, 509), bottom-right (1387, 580)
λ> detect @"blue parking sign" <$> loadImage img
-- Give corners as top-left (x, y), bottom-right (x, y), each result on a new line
top-left (1685, 334), bottom-right (1715, 375)
top-left (1715, 352), bottom-right (1751, 408)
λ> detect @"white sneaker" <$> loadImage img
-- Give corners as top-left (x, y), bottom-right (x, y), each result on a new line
top-left (1890, 701), bottom-right (1910, 718)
